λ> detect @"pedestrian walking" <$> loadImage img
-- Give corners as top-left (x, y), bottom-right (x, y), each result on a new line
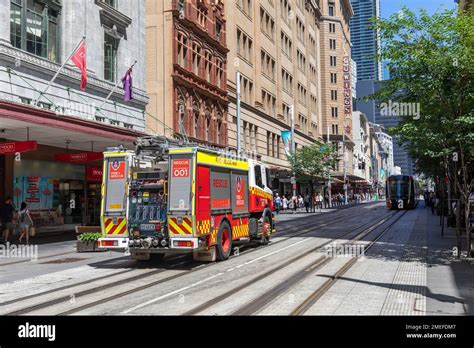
top-left (282, 196), bottom-right (288, 211)
top-left (274, 193), bottom-right (281, 214)
top-left (1, 197), bottom-right (15, 243)
top-left (304, 194), bottom-right (311, 213)
top-left (18, 202), bottom-right (33, 245)
top-left (292, 195), bottom-right (298, 214)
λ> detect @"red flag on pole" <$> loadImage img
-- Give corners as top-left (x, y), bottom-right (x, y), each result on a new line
top-left (71, 40), bottom-right (87, 90)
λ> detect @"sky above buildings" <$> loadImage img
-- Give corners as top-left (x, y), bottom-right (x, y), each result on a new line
top-left (381, 0), bottom-right (456, 19)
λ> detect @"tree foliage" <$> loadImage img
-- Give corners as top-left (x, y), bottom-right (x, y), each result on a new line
top-left (372, 8), bottom-right (473, 174)
top-left (290, 143), bottom-right (338, 182)
top-left (371, 8), bottom-right (474, 255)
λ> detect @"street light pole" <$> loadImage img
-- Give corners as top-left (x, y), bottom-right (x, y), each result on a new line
top-left (290, 105), bottom-right (296, 198)
top-left (236, 71), bottom-right (241, 155)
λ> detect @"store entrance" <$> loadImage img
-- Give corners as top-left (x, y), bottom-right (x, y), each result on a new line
top-left (86, 182), bottom-right (101, 225)
top-left (59, 180), bottom-right (84, 224)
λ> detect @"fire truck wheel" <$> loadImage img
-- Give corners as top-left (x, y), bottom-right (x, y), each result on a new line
top-left (216, 221), bottom-right (232, 261)
top-left (260, 215), bottom-right (271, 245)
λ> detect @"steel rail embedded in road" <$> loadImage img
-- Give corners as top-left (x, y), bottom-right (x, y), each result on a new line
top-left (289, 210), bottom-right (409, 316)
top-left (184, 209), bottom-right (398, 315)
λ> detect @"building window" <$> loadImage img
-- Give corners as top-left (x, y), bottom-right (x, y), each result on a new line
top-left (215, 21), bottom-right (222, 41)
top-left (237, 0), bottom-right (252, 18)
top-left (280, 31), bottom-right (292, 60)
top-left (10, 0), bottom-right (60, 62)
top-left (192, 42), bottom-right (202, 77)
top-left (332, 124), bottom-right (339, 134)
top-left (297, 50), bottom-right (306, 73)
top-left (329, 22), bottom-right (336, 33)
top-left (205, 115), bottom-right (211, 142)
top-left (331, 106), bottom-right (338, 117)
top-left (281, 68), bottom-right (293, 94)
top-left (216, 59), bottom-right (224, 88)
top-left (330, 55), bottom-right (337, 67)
top-left (261, 49), bottom-right (275, 81)
top-left (330, 38), bottom-right (336, 50)
top-left (237, 28), bottom-right (253, 63)
top-left (197, 7), bottom-right (207, 28)
top-left (330, 72), bottom-right (337, 84)
top-left (177, 32), bottom-right (188, 67)
top-left (204, 51), bottom-right (212, 82)
top-left (194, 110), bottom-right (200, 138)
top-left (331, 90), bottom-right (338, 101)
top-left (261, 89), bottom-right (276, 116)
top-left (239, 74), bottom-right (254, 104)
top-left (260, 6), bottom-right (275, 41)
top-left (329, 5), bottom-right (334, 16)
top-left (104, 33), bottom-right (119, 82)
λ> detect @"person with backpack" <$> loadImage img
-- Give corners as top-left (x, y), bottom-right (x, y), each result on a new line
top-left (18, 202), bottom-right (33, 245)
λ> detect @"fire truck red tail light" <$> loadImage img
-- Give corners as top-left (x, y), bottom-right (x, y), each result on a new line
top-left (174, 240), bottom-right (194, 248)
top-left (100, 240), bottom-right (118, 247)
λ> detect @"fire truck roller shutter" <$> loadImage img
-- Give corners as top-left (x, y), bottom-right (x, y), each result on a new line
top-left (169, 154), bottom-right (193, 213)
top-left (210, 168), bottom-right (232, 212)
top-left (231, 170), bottom-right (249, 215)
top-left (104, 156), bottom-right (128, 214)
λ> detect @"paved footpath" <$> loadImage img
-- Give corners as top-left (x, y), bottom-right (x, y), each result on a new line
top-left (305, 206), bottom-right (473, 315)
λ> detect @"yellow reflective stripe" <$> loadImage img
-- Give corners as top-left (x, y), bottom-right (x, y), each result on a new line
top-left (169, 218), bottom-right (186, 235)
top-left (113, 218), bottom-right (127, 234)
top-left (181, 219), bottom-right (193, 234)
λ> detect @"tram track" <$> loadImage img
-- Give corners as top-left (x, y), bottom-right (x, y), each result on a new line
top-left (289, 209), bottom-right (408, 316)
top-left (182, 209), bottom-right (401, 315)
top-left (2, 203), bottom-right (382, 315)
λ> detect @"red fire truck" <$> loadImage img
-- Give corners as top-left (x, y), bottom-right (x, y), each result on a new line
top-left (99, 145), bottom-right (275, 262)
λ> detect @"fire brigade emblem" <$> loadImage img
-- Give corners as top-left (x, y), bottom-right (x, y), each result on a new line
top-left (112, 160), bottom-right (120, 171)
top-left (236, 176), bottom-right (242, 193)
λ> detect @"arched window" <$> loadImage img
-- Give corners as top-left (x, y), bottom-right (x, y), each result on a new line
top-left (177, 32), bottom-right (188, 67)
top-left (216, 112), bottom-right (223, 143)
top-left (193, 103), bottom-right (200, 139)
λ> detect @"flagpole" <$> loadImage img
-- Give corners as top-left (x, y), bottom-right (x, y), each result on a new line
top-left (96, 60), bottom-right (137, 115)
top-left (33, 36), bottom-right (86, 107)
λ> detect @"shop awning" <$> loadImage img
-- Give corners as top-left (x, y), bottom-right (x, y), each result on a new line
top-left (0, 100), bottom-right (146, 152)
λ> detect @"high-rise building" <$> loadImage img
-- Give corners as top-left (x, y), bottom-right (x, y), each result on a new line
top-left (225, 0), bottom-right (324, 193)
top-left (349, 0), bottom-right (382, 81)
top-left (355, 80), bottom-right (414, 175)
top-left (145, 0), bottom-right (229, 146)
top-left (0, 0), bottom-right (148, 227)
top-left (319, 0), bottom-right (355, 178)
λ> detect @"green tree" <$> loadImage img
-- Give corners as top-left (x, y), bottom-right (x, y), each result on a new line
top-left (290, 143), bottom-right (338, 199)
top-left (371, 8), bottom-right (474, 256)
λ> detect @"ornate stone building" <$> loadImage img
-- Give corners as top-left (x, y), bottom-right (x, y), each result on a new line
top-left (145, 0), bottom-right (229, 146)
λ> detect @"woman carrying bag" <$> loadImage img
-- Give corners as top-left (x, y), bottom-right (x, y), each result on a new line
top-left (18, 202), bottom-right (33, 245)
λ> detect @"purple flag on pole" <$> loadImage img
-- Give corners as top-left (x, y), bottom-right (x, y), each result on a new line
top-left (122, 68), bottom-right (133, 102)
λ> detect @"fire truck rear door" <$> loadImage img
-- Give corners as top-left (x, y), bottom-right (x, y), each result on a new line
top-left (102, 155), bottom-right (129, 238)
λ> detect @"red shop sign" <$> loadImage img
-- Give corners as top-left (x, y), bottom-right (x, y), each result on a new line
top-left (0, 141), bottom-right (37, 155)
top-left (86, 165), bottom-right (103, 182)
top-left (55, 151), bottom-right (103, 163)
